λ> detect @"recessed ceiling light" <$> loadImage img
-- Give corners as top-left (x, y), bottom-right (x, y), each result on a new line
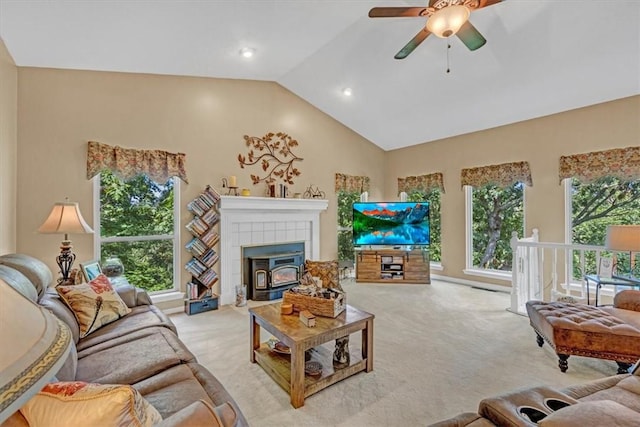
top-left (342, 87), bottom-right (353, 97)
top-left (239, 47), bottom-right (255, 58)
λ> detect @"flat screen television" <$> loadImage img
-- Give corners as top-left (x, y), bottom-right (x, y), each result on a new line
top-left (352, 201), bottom-right (430, 246)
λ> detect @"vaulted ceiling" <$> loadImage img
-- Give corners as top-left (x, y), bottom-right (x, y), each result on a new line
top-left (1, 0), bottom-right (638, 150)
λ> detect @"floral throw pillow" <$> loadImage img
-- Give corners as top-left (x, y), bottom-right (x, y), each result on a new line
top-left (305, 260), bottom-right (340, 290)
top-left (20, 381), bottom-right (162, 427)
top-left (56, 274), bottom-right (131, 338)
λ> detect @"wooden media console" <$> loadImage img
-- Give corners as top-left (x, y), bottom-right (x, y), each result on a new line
top-left (355, 248), bottom-right (430, 284)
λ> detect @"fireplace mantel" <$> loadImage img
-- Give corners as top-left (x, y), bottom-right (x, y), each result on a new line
top-left (219, 195), bottom-right (329, 212)
top-left (218, 196), bottom-right (328, 305)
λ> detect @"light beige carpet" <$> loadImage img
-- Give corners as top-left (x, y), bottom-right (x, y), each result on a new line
top-left (170, 279), bottom-right (615, 426)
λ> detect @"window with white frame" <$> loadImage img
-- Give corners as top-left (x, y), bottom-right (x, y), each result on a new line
top-left (560, 146), bottom-right (640, 279)
top-left (335, 173), bottom-right (370, 268)
top-left (337, 190), bottom-right (361, 265)
top-left (406, 189), bottom-right (442, 263)
top-left (462, 161), bottom-right (531, 278)
top-left (397, 173), bottom-right (445, 266)
top-left (95, 169), bottom-right (180, 293)
top-left (466, 183), bottom-right (524, 272)
top-left (565, 176), bottom-right (640, 278)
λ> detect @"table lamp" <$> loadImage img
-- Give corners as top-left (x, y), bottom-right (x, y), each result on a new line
top-left (0, 278), bottom-right (72, 423)
top-left (605, 225), bottom-right (640, 277)
top-left (37, 200), bottom-right (94, 283)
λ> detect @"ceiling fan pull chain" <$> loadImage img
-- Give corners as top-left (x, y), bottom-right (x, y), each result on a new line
top-left (446, 43), bottom-right (451, 73)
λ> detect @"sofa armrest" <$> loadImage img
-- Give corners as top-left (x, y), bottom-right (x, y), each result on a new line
top-left (428, 412), bottom-right (495, 426)
top-left (613, 290), bottom-right (640, 312)
top-left (156, 400), bottom-right (237, 427)
top-left (115, 284), bottom-right (153, 307)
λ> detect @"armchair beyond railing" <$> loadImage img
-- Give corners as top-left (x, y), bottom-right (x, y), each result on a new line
top-left (510, 229), bottom-right (615, 315)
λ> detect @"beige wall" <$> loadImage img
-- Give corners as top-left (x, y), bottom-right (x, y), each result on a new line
top-left (386, 95), bottom-right (640, 286)
top-left (16, 67), bottom-right (385, 294)
top-left (11, 65), bottom-right (640, 294)
top-left (0, 38), bottom-right (17, 253)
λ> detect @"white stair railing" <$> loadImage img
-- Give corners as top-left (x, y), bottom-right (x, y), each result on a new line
top-left (510, 230), bottom-right (608, 315)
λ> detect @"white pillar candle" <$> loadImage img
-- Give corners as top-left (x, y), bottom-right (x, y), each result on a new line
top-left (229, 176), bottom-right (237, 187)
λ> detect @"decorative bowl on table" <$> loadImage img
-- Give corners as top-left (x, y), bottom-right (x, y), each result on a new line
top-left (266, 338), bottom-right (290, 355)
top-left (305, 361), bottom-right (322, 376)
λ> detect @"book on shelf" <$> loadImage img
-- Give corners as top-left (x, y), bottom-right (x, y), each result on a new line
top-left (197, 269), bottom-right (218, 286)
top-left (200, 249), bottom-right (219, 267)
top-left (186, 216), bottom-right (210, 236)
top-left (200, 228), bottom-right (219, 246)
top-left (201, 209), bottom-right (219, 226)
top-left (185, 237), bottom-right (209, 257)
top-left (186, 200), bottom-right (206, 216)
top-left (185, 257), bottom-right (207, 276)
top-left (204, 186), bottom-right (221, 203)
top-left (185, 281), bottom-right (213, 300)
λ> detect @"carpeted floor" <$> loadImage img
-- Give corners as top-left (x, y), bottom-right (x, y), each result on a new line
top-left (170, 279), bottom-right (615, 426)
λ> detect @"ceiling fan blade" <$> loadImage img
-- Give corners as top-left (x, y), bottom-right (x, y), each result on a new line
top-left (456, 21), bottom-right (486, 51)
top-left (394, 28), bottom-right (431, 60)
top-left (478, 0), bottom-right (502, 8)
top-left (368, 7), bottom-right (428, 18)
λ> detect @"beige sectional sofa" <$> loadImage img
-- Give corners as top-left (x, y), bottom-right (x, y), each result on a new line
top-left (0, 253), bottom-right (248, 426)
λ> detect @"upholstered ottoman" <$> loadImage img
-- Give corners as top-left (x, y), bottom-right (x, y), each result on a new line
top-left (526, 300), bottom-right (640, 374)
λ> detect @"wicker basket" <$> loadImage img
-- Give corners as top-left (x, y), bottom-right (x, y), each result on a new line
top-left (282, 290), bottom-right (346, 318)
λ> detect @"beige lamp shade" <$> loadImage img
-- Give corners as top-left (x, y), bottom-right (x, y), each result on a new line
top-left (0, 279), bottom-right (72, 423)
top-left (37, 202), bottom-right (94, 237)
top-left (426, 5), bottom-right (470, 38)
top-left (605, 225), bottom-right (640, 252)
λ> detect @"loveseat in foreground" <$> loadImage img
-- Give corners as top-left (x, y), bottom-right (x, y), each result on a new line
top-left (430, 363), bottom-right (640, 426)
top-left (0, 253), bottom-right (247, 426)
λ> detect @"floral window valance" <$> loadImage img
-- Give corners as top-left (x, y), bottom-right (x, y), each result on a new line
top-left (335, 173), bottom-right (370, 193)
top-left (86, 141), bottom-right (188, 184)
top-left (461, 161), bottom-right (532, 189)
top-left (398, 173), bottom-right (445, 194)
top-left (559, 146), bottom-right (640, 184)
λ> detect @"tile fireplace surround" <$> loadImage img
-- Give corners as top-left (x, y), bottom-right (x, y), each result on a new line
top-left (218, 196), bottom-right (329, 305)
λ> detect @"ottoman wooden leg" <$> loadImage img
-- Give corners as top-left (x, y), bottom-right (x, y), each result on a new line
top-left (536, 333), bottom-right (544, 347)
top-left (558, 354), bottom-right (569, 372)
top-left (617, 362), bottom-right (632, 374)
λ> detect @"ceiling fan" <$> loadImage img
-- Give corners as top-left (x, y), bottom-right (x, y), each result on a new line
top-left (369, 0), bottom-right (502, 59)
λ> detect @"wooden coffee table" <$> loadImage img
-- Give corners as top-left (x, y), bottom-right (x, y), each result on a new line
top-left (249, 303), bottom-right (374, 408)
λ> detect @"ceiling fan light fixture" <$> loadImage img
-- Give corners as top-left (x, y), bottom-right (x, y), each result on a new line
top-left (426, 5), bottom-right (470, 38)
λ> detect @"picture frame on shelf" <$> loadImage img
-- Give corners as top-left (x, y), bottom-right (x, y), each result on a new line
top-left (80, 260), bottom-right (102, 282)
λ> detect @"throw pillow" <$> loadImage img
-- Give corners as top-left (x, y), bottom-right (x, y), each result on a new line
top-left (56, 274), bottom-right (131, 338)
top-left (20, 381), bottom-right (162, 427)
top-left (305, 260), bottom-right (340, 290)
top-left (538, 400), bottom-right (640, 427)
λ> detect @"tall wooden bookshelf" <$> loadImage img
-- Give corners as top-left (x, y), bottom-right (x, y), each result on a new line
top-left (184, 185), bottom-right (221, 315)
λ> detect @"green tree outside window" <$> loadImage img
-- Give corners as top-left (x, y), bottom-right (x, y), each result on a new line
top-left (571, 177), bottom-right (640, 278)
top-left (472, 183), bottom-right (524, 271)
top-left (337, 190), bottom-right (361, 264)
top-left (406, 190), bottom-right (441, 262)
top-left (99, 170), bottom-right (176, 292)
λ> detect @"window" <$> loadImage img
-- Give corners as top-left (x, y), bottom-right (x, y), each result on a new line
top-left (337, 190), bottom-right (361, 265)
top-left (467, 183), bottom-right (524, 273)
top-left (406, 189), bottom-right (441, 263)
top-left (95, 170), bottom-right (179, 293)
top-left (567, 176), bottom-right (640, 278)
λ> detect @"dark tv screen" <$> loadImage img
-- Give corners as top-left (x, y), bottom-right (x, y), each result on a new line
top-left (352, 202), bottom-right (430, 246)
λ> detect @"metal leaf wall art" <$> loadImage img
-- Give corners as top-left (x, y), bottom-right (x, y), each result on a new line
top-left (238, 132), bottom-right (303, 185)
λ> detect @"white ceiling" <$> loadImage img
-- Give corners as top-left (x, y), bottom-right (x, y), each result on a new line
top-left (1, 0), bottom-right (639, 151)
